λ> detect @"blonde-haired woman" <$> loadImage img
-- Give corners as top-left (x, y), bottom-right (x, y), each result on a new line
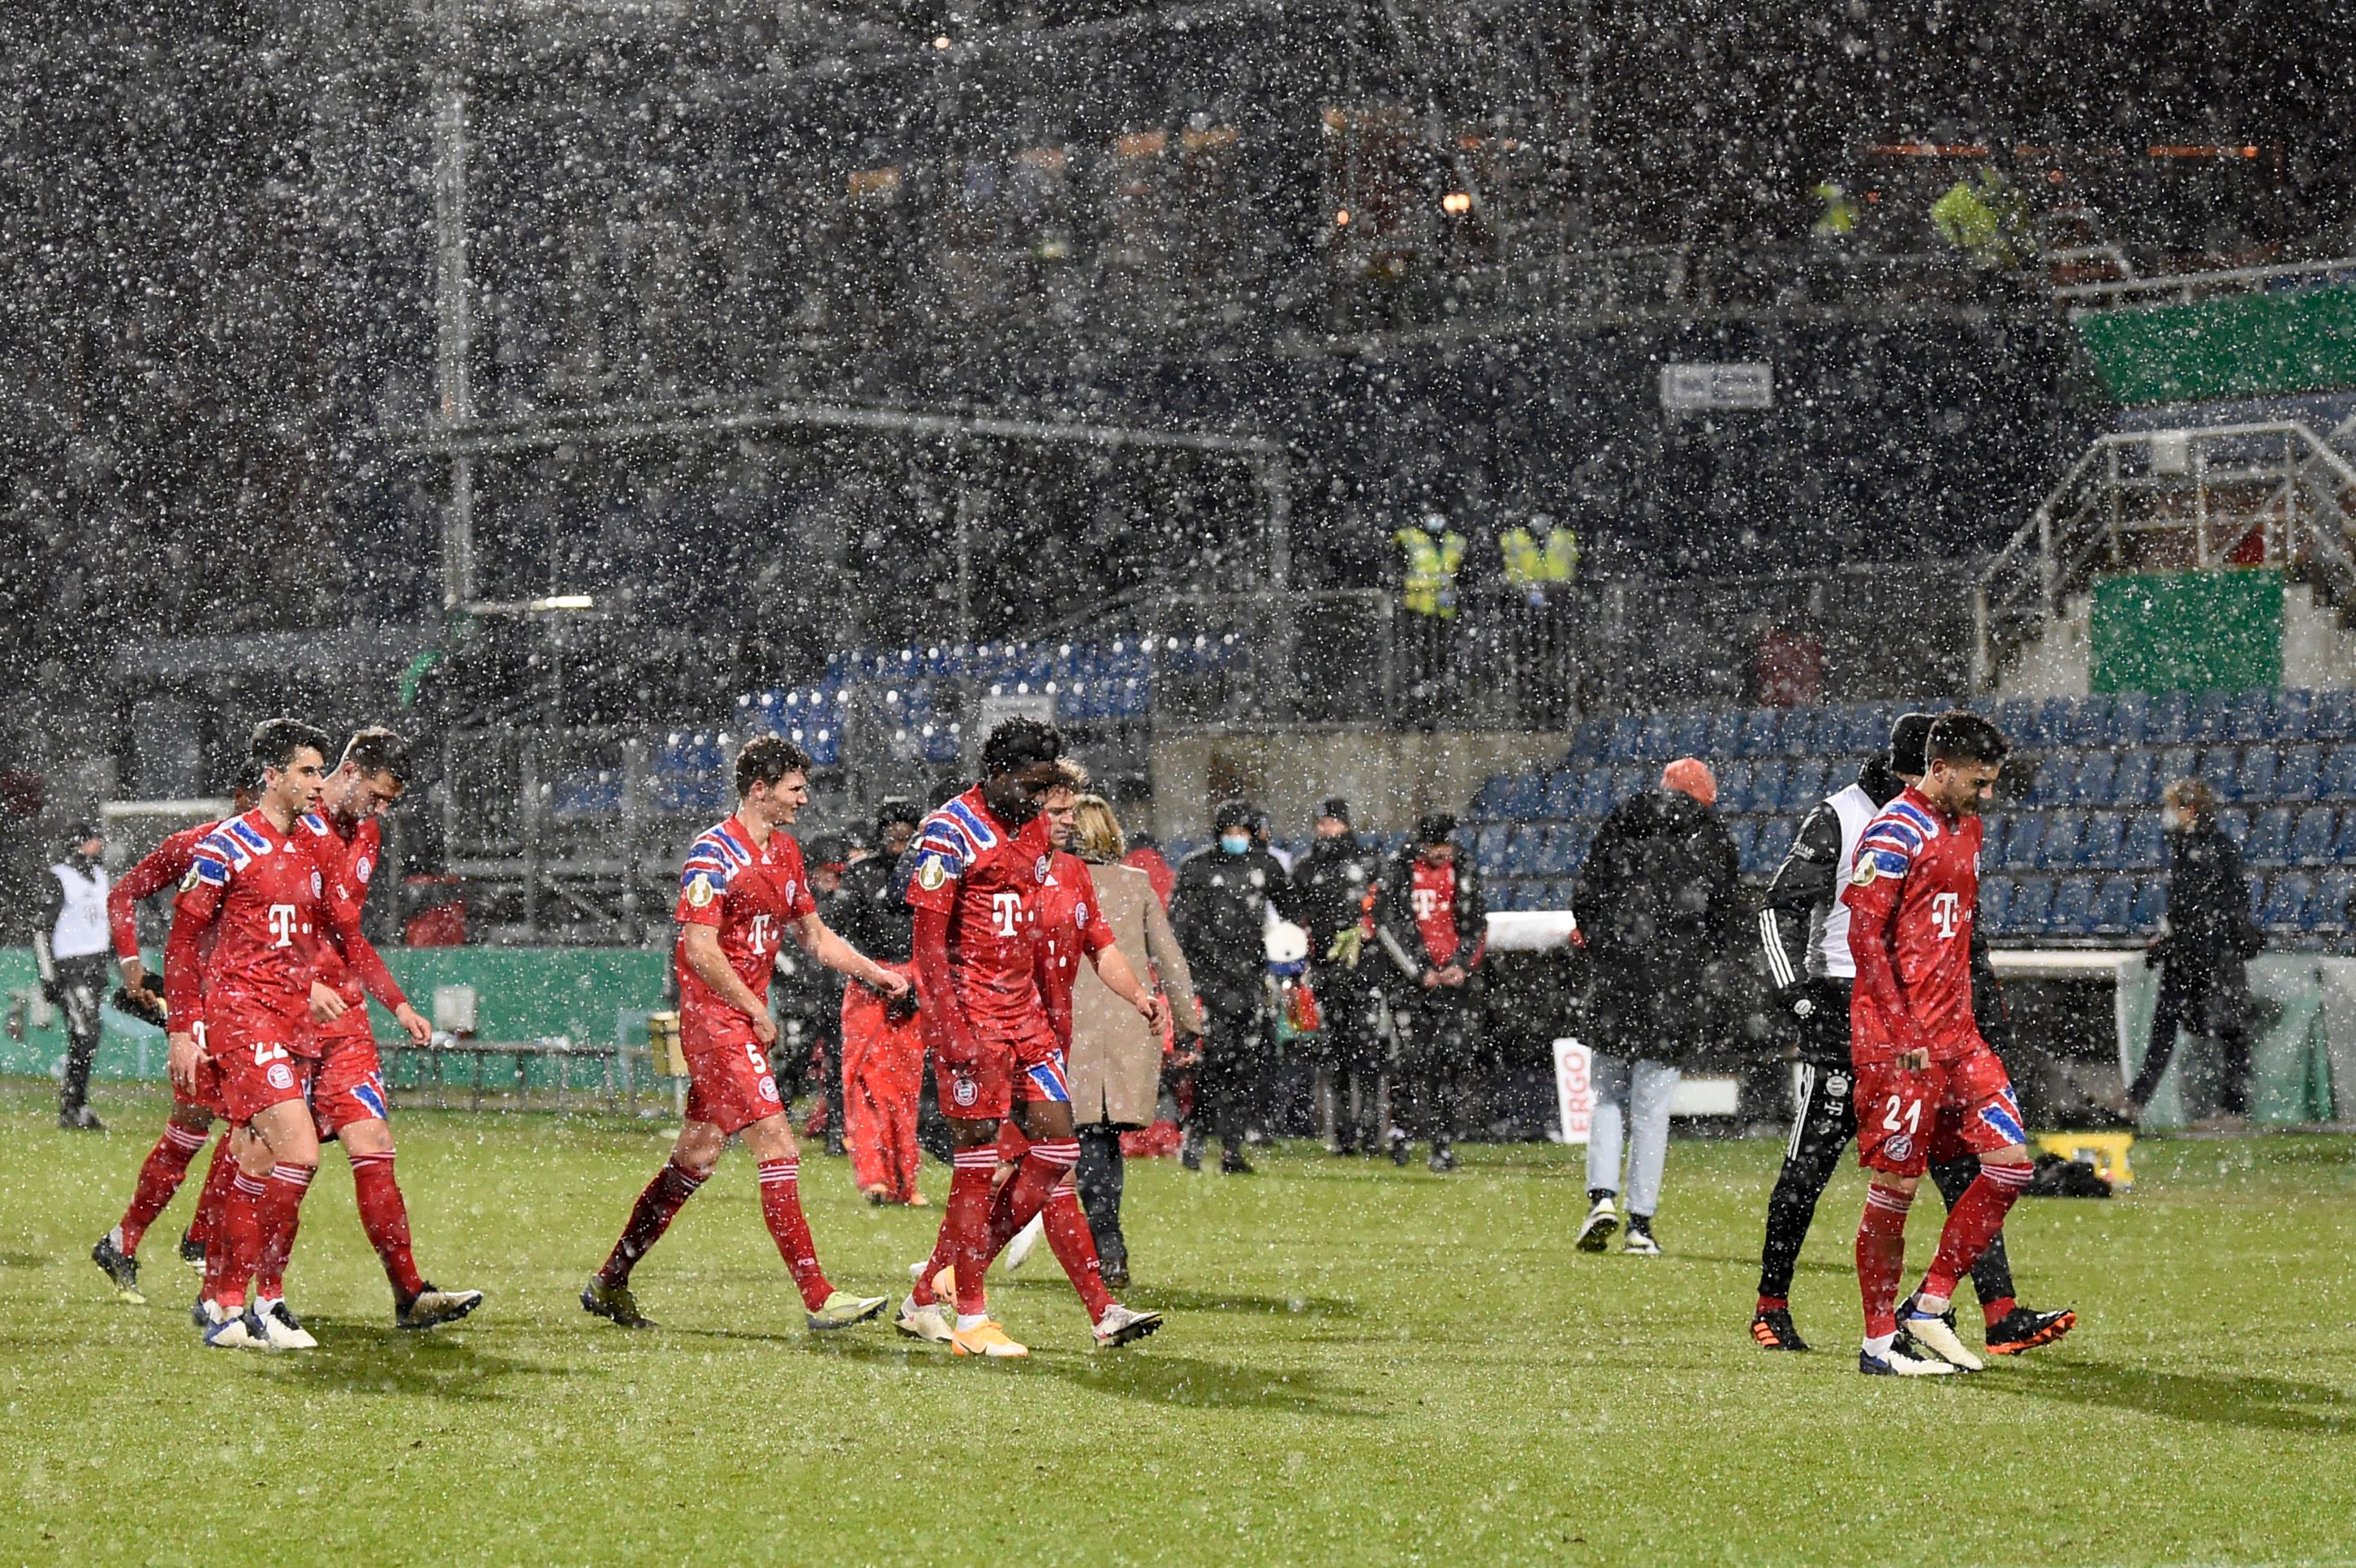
top-left (1065, 795), bottom-right (1200, 1286)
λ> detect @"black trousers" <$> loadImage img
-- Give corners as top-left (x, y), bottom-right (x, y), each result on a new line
top-left (1389, 986), bottom-right (1473, 1146)
top-left (1313, 967), bottom-right (1386, 1151)
top-left (55, 955), bottom-right (106, 1119)
top-left (1755, 991), bottom-right (2016, 1310)
top-left (1194, 995), bottom-right (1269, 1151)
top-left (2128, 965), bottom-right (2252, 1115)
top-left (1075, 1123), bottom-right (1126, 1267)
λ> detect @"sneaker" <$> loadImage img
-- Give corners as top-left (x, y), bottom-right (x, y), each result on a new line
top-left (1179, 1131), bottom-right (1204, 1171)
top-left (58, 1107), bottom-right (106, 1132)
top-left (1899, 1303), bottom-right (1983, 1372)
top-left (1219, 1149), bottom-right (1255, 1175)
top-left (894, 1296), bottom-right (954, 1343)
top-left (1002, 1213), bottom-right (1045, 1273)
top-left (1984, 1305), bottom-right (2077, 1357)
top-left (200, 1302), bottom-right (260, 1350)
top-left (1622, 1224), bottom-right (1661, 1257)
top-left (1092, 1303), bottom-right (1164, 1348)
top-left (1751, 1308), bottom-right (1809, 1351)
top-left (255, 1299), bottom-right (318, 1350)
top-left (1859, 1342), bottom-right (1958, 1376)
top-left (396, 1284), bottom-right (485, 1330)
top-left (91, 1230), bottom-right (144, 1304)
top-left (1387, 1128), bottom-right (1410, 1167)
top-left (179, 1232), bottom-right (206, 1270)
top-left (950, 1317), bottom-right (1029, 1359)
top-left (808, 1290), bottom-right (889, 1330)
top-left (580, 1273), bottom-right (656, 1329)
top-left (1427, 1144), bottom-right (1456, 1174)
top-left (1574, 1197), bottom-right (1619, 1253)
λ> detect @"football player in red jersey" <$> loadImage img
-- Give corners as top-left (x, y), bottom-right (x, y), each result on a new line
top-left (892, 723), bottom-right (1163, 1358)
top-left (166, 719), bottom-right (402, 1349)
top-left (1843, 711), bottom-right (2039, 1376)
top-left (87, 787), bottom-right (254, 1303)
top-left (299, 728), bottom-right (479, 1329)
top-left (581, 736), bottom-right (907, 1333)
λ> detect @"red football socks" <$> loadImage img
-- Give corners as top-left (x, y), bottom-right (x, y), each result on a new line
top-left (756, 1159), bottom-right (833, 1312)
top-left (918, 1148), bottom-right (1001, 1316)
top-left (1755, 1294), bottom-right (1788, 1316)
top-left (984, 1139), bottom-right (1078, 1261)
top-left (252, 1162), bottom-right (316, 1302)
top-left (349, 1151), bottom-right (426, 1301)
top-left (1920, 1161), bottom-right (2033, 1303)
top-left (118, 1122), bottom-right (209, 1255)
top-left (1854, 1182), bottom-right (1914, 1339)
top-left (207, 1170), bottom-right (269, 1311)
top-left (1983, 1294), bottom-right (2018, 1329)
top-left (600, 1158), bottom-right (706, 1286)
top-left (187, 1133), bottom-right (236, 1251)
top-left (1040, 1174), bottom-right (1113, 1322)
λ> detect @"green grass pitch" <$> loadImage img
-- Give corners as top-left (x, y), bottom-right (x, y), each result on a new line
top-left (5, 1081), bottom-right (2355, 1566)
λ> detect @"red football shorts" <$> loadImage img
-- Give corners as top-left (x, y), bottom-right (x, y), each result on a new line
top-left (208, 1003), bottom-right (317, 1125)
top-left (1854, 1046), bottom-right (2026, 1178)
top-left (175, 1018), bottom-right (226, 1118)
top-left (681, 1006), bottom-right (786, 1136)
top-left (937, 1018), bottom-right (1064, 1122)
top-left (311, 1027), bottom-right (391, 1139)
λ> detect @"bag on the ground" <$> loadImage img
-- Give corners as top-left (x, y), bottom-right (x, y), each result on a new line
top-left (2023, 1151), bottom-right (2113, 1198)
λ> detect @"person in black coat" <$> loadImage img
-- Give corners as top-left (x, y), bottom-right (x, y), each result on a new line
top-left (1570, 759), bottom-right (1741, 1253)
top-left (1372, 812), bottom-right (1488, 1170)
top-left (1168, 798), bottom-right (1302, 1173)
top-left (1294, 798), bottom-right (1388, 1155)
top-left (2127, 778), bottom-right (2263, 1122)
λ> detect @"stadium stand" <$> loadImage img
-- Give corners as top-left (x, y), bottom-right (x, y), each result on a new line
top-left (1467, 689), bottom-right (2356, 949)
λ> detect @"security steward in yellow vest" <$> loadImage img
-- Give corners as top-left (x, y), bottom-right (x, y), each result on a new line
top-left (1395, 519), bottom-right (1466, 619)
top-left (1500, 517), bottom-right (1578, 606)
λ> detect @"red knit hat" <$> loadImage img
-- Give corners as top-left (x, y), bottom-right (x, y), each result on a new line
top-left (1660, 757), bottom-right (1716, 808)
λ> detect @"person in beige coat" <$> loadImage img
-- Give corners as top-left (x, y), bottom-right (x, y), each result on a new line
top-left (1066, 795), bottom-right (1200, 1286)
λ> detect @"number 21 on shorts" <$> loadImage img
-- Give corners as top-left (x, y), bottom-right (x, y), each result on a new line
top-left (1880, 1092), bottom-right (1923, 1137)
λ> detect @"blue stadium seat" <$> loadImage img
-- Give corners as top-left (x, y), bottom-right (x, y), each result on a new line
top-left (2080, 812), bottom-right (2126, 870)
top-left (1570, 717), bottom-right (1612, 765)
top-left (1468, 775), bottom-right (1512, 821)
top-left (1784, 756), bottom-right (1829, 806)
top-left (1722, 817), bottom-right (1756, 868)
top-left (2245, 807), bottom-right (2293, 866)
top-left (2198, 746), bottom-right (2242, 801)
top-left (2039, 697), bottom-right (2080, 750)
top-left (2046, 877), bottom-right (2095, 937)
top-left (2121, 811), bottom-right (2167, 868)
top-left (2290, 806), bottom-right (2338, 865)
top-left (1530, 825), bottom-right (1568, 877)
top-left (2188, 689), bottom-right (2236, 743)
top-left (2090, 876), bottom-right (2136, 934)
top-left (2058, 695), bottom-right (2111, 747)
top-left (1475, 825), bottom-right (1510, 876)
top-left (2261, 873), bottom-right (2314, 934)
top-left (1736, 709), bottom-right (1780, 757)
top-left (2007, 877), bottom-right (2054, 934)
top-left (1977, 816), bottom-right (2010, 868)
top-left (2105, 691), bottom-right (2151, 746)
top-left (2314, 871), bottom-right (2355, 936)
top-left (1702, 709), bottom-right (1743, 758)
top-left (2217, 808), bottom-right (2251, 848)
top-left (1772, 707), bottom-right (1819, 754)
top-left (1504, 825), bottom-right (1543, 877)
top-left (1638, 713), bottom-right (1679, 761)
top-left (2330, 812), bottom-right (2356, 864)
top-left (1978, 877), bottom-right (2011, 936)
top-left (2324, 746), bottom-right (2356, 799)
top-left (2276, 743), bottom-right (2324, 802)
top-left (1559, 822), bottom-right (1596, 871)
top-left (1606, 714), bottom-right (1645, 764)
top-left (2024, 752), bottom-right (2072, 807)
top-left (2112, 749), bottom-right (2156, 808)
top-left (1541, 770), bottom-right (1582, 820)
top-left (2268, 688), bottom-right (2313, 742)
top-left (1503, 775), bottom-right (1547, 819)
top-left (1575, 768), bottom-right (1617, 818)
top-left (1993, 698), bottom-right (2042, 748)
top-left (2312, 688), bottom-right (2356, 742)
top-left (2130, 878), bottom-right (2169, 931)
top-left (2144, 691), bottom-right (2191, 745)
top-left (2226, 688), bottom-right (2272, 742)
top-left (1610, 765), bottom-right (1650, 803)
top-left (1665, 711), bottom-right (1709, 758)
top-left (2070, 750), bottom-right (2117, 807)
top-left (2001, 815), bottom-right (2044, 872)
top-left (2156, 745), bottom-right (2199, 795)
top-left (2238, 746), bottom-right (2279, 802)
top-left (1746, 760), bottom-right (1786, 816)
top-left (2039, 811), bottom-right (2087, 870)
top-left (1716, 761), bottom-right (1755, 815)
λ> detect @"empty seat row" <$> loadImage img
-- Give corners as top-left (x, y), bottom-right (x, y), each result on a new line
top-left (2024, 743), bottom-right (2356, 807)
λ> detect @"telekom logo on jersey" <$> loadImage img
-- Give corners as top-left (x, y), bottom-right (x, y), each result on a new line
top-left (747, 914), bottom-right (776, 955)
top-left (1930, 891), bottom-right (1962, 941)
top-left (991, 890), bottom-right (1023, 937)
top-left (268, 903), bottom-right (299, 947)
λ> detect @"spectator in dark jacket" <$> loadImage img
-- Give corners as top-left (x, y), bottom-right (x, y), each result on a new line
top-left (1373, 812), bottom-right (1487, 1171)
top-left (1168, 799), bottom-right (1301, 1173)
top-left (1570, 758), bottom-right (1741, 1254)
top-left (2127, 778), bottom-right (2263, 1123)
top-left (1294, 798), bottom-right (1387, 1155)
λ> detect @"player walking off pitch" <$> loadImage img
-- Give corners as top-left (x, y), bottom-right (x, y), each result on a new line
top-left (582, 736), bottom-right (907, 1333)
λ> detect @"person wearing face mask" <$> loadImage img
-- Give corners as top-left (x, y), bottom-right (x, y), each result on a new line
top-left (2126, 778), bottom-right (2262, 1125)
top-left (1168, 798), bottom-right (1302, 1173)
top-left (37, 821), bottom-right (112, 1131)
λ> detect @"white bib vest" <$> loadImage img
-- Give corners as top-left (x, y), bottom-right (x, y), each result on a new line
top-left (1811, 784), bottom-right (1878, 980)
top-left (50, 861), bottom-right (110, 962)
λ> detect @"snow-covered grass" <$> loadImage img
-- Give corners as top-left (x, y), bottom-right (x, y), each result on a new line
top-left (5, 1082), bottom-right (2354, 1566)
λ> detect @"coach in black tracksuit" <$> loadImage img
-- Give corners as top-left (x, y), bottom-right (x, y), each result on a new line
top-left (1294, 799), bottom-right (1388, 1156)
top-left (1749, 713), bottom-right (2070, 1356)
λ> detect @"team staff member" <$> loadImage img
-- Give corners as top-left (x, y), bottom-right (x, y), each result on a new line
top-left (834, 800), bottom-right (926, 1204)
top-left (38, 821), bottom-right (111, 1130)
top-left (1374, 813), bottom-right (1486, 1171)
top-left (1169, 799), bottom-right (1302, 1174)
top-left (1750, 713), bottom-right (2072, 1356)
top-left (1294, 798), bottom-right (1386, 1157)
top-left (2126, 778), bottom-right (2263, 1123)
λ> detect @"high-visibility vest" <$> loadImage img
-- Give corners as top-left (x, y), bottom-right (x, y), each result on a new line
top-left (1932, 170), bottom-right (2026, 269)
top-left (1500, 523), bottom-right (1578, 591)
top-left (1395, 525), bottom-right (1464, 618)
top-left (1811, 181), bottom-right (1856, 238)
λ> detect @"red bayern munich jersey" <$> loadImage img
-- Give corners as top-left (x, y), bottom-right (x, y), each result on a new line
top-left (164, 808), bottom-right (331, 1032)
top-left (673, 815), bottom-right (818, 1017)
top-left (307, 812), bottom-right (386, 1008)
top-left (1033, 849), bottom-right (1114, 1048)
top-left (900, 786), bottom-right (1056, 1040)
top-left (1841, 786), bottom-right (1988, 1066)
top-left (110, 817), bottom-right (221, 963)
